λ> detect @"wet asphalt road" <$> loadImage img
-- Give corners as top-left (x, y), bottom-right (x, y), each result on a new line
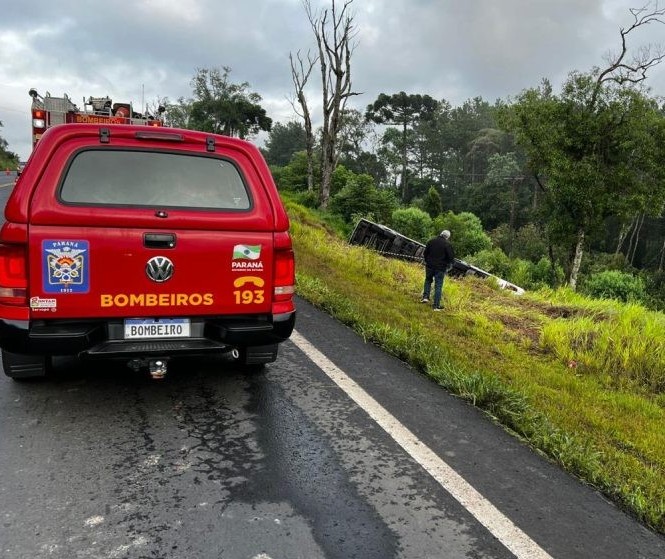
top-left (1, 178), bottom-right (665, 558)
top-left (0, 334), bottom-right (510, 559)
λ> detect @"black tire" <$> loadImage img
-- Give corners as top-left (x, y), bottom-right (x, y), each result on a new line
top-left (2, 350), bottom-right (50, 380)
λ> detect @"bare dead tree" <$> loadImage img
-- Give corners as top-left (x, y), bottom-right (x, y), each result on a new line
top-left (303, 0), bottom-right (361, 208)
top-left (289, 50), bottom-right (318, 192)
top-left (590, 1), bottom-right (665, 108)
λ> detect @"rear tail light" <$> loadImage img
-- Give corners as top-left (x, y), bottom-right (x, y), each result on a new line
top-left (0, 243), bottom-right (28, 306)
top-left (272, 232), bottom-right (295, 314)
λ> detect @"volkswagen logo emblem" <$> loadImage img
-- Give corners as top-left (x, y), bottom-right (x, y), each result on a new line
top-left (146, 256), bottom-right (174, 282)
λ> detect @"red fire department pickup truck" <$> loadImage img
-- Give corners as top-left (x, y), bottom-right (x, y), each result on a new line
top-left (0, 124), bottom-right (296, 379)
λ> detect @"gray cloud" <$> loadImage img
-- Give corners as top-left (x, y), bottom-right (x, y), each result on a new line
top-left (1, 0), bottom-right (664, 160)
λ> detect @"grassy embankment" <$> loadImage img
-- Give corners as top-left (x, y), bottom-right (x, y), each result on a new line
top-left (285, 199), bottom-right (665, 533)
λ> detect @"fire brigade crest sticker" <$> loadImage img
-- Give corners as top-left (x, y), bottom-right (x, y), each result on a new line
top-left (42, 240), bottom-right (89, 294)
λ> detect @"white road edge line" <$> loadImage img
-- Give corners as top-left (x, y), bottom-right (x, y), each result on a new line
top-left (291, 330), bottom-right (554, 559)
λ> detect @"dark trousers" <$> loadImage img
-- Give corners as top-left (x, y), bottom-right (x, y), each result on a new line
top-left (422, 266), bottom-right (446, 308)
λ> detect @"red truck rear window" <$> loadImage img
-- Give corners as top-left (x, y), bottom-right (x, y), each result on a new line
top-left (59, 149), bottom-right (251, 210)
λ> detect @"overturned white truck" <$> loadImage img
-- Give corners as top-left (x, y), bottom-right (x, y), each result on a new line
top-left (349, 218), bottom-right (525, 295)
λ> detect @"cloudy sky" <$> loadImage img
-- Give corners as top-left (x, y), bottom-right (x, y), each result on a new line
top-left (1, 0), bottom-right (664, 160)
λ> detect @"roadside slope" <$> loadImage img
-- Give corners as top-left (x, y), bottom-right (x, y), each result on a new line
top-left (287, 200), bottom-right (665, 533)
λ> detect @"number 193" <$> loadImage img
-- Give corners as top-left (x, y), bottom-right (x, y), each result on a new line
top-left (233, 289), bottom-right (265, 304)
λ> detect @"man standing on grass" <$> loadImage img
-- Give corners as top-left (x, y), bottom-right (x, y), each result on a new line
top-left (421, 230), bottom-right (455, 311)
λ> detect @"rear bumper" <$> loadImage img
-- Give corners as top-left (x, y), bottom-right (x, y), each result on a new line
top-left (0, 312), bottom-right (295, 358)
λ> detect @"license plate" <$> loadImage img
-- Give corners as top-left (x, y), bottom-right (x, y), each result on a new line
top-left (124, 318), bottom-right (191, 339)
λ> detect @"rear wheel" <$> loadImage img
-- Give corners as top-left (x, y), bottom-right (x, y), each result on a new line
top-left (2, 350), bottom-right (51, 380)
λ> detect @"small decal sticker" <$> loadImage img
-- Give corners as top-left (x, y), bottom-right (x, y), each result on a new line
top-left (233, 244), bottom-right (261, 260)
top-left (231, 244), bottom-right (264, 272)
top-left (30, 296), bottom-right (57, 312)
top-left (42, 240), bottom-right (89, 294)
top-left (233, 276), bottom-right (265, 288)
top-left (232, 276), bottom-right (265, 305)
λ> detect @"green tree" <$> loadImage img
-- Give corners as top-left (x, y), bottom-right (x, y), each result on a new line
top-left (423, 186), bottom-right (443, 218)
top-left (410, 99), bottom-right (454, 187)
top-left (434, 211), bottom-right (492, 258)
top-left (271, 151), bottom-right (316, 192)
top-left (264, 121), bottom-right (307, 166)
top-left (466, 128), bottom-right (509, 183)
top-left (448, 97), bottom-right (497, 153)
top-left (336, 108), bottom-right (387, 184)
top-left (366, 91), bottom-right (438, 201)
top-left (329, 173), bottom-right (397, 224)
top-left (503, 78), bottom-right (665, 288)
top-left (467, 247), bottom-right (511, 278)
top-left (188, 67), bottom-right (271, 138)
top-left (376, 126), bottom-right (410, 190)
top-left (342, 151), bottom-right (387, 185)
top-left (0, 120), bottom-right (19, 170)
top-left (449, 98), bottom-right (499, 192)
top-left (336, 108), bottom-right (371, 161)
top-left (391, 207), bottom-right (433, 243)
top-left (407, 96), bottom-right (500, 212)
top-left (492, 223), bottom-right (549, 263)
top-left (156, 96), bottom-right (191, 128)
top-left (500, 7), bottom-right (665, 289)
top-left (472, 153), bottom-right (528, 246)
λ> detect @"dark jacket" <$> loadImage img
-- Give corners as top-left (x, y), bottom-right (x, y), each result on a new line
top-left (424, 236), bottom-right (454, 271)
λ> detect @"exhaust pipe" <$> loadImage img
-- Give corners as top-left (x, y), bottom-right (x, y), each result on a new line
top-left (231, 348), bottom-right (240, 360)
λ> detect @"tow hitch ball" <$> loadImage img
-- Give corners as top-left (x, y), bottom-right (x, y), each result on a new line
top-left (127, 358), bottom-right (169, 380)
top-left (149, 359), bottom-right (167, 380)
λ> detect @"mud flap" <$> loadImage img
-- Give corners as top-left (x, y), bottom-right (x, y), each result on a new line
top-left (240, 344), bottom-right (279, 365)
top-left (2, 350), bottom-right (50, 380)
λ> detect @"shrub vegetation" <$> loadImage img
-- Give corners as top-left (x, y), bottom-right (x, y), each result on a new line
top-left (581, 269), bottom-right (647, 303)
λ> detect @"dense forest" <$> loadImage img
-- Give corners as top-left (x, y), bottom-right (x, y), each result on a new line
top-left (261, 92), bottom-right (665, 310)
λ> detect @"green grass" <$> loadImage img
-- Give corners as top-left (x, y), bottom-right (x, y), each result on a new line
top-left (286, 199), bottom-right (665, 533)
top-left (541, 305), bottom-right (665, 392)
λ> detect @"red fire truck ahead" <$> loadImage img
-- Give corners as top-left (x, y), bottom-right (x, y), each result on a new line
top-left (29, 88), bottom-right (165, 146)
